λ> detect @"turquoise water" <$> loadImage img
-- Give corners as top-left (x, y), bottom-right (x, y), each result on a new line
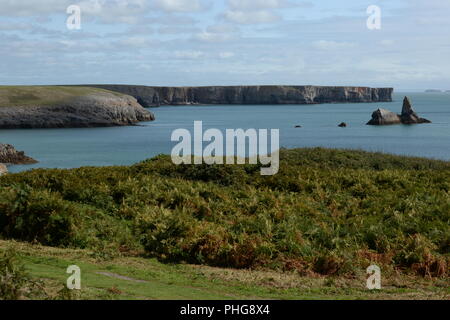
top-left (2, 92), bottom-right (450, 173)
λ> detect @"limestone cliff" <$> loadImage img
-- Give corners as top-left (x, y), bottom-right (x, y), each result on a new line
top-left (86, 85), bottom-right (393, 107)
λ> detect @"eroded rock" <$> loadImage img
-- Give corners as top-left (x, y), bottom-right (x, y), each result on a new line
top-left (367, 97), bottom-right (431, 125)
top-left (0, 144), bottom-right (37, 164)
top-left (400, 97), bottom-right (431, 124)
top-left (367, 108), bottom-right (401, 125)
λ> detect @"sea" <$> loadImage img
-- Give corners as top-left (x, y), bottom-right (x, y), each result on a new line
top-left (2, 92), bottom-right (449, 173)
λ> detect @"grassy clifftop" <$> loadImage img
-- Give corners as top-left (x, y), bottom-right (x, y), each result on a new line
top-left (0, 86), bottom-right (124, 107)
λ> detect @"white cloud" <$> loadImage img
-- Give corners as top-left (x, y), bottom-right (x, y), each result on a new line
top-left (206, 23), bottom-right (239, 34)
top-left (195, 31), bottom-right (235, 42)
top-left (158, 26), bottom-right (200, 34)
top-left (228, 0), bottom-right (287, 10)
top-left (153, 0), bottom-right (210, 12)
top-left (174, 50), bottom-right (205, 59)
top-left (115, 36), bottom-right (153, 48)
top-left (224, 10), bottom-right (280, 24)
top-left (194, 23), bottom-right (240, 42)
top-left (0, 0), bottom-right (70, 16)
top-left (380, 40), bottom-right (395, 46)
top-left (223, 0), bottom-right (294, 24)
top-left (79, 0), bottom-right (148, 24)
top-left (219, 52), bottom-right (235, 59)
top-left (1, 0), bottom-right (450, 89)
top-left (0, 22), bottom-right (30, 31)
top-left (312, 40), bottom-right (357, 50)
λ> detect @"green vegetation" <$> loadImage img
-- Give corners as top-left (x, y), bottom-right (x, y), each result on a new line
top-left (0, 148), bottom-right (448, 299)
top-left (0, 240), bottom-right (448, 300)
top-left (0, 247), bottom-right (46, 299)
top-left (0, 86), bottom-right (124, 107)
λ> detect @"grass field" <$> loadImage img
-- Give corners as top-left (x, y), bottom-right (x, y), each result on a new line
top-left (0, 86), bottom-right (124, 107)
top-left (0, 148), bottom-right (448, 300)
top-left (1, 240), bottom-right (448, 300)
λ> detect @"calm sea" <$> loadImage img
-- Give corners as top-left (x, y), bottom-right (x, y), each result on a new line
top-left (3, 92), bottom-right (450, 173)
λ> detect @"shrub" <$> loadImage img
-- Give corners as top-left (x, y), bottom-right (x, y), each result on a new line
top-left (0, 148), bottom-right (448, 276)
top-left (0, 248), bottom-right (45, 300)
top-left (0, 186), bottom-right (78, 246)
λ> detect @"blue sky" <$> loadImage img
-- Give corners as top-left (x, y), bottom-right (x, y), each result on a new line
top-left (0, 0), bottom-right (449, 90)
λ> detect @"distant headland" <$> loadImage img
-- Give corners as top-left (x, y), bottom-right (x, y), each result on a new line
top-left (0, 85), bottom-right (393, 129)
top-left (84, 85), bottom-right (394, 107)
top-left (0, 86), bottom-right (155, 129)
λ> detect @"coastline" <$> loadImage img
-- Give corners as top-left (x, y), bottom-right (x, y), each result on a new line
top-left (0, 86), bottom-right (155, 129)
top-left (3, 91), bottom-right (449, 173)
top-left (84, 85), bottom-right (394, 107)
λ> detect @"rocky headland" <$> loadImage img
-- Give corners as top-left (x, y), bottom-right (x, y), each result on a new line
top-left (0, 86), bottom-right (155, 129)
top-left (86, 85), bottom-right (393, 107)
top-left (0, 143), bottom-right (37, 175)
top-left (0, 143), bottom-right (37, 164)
top-left (367, 97), bottom-right (431, 125)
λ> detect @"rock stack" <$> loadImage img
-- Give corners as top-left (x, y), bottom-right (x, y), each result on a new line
top-left (400, 97), bottom-right (432, 124)
top-left (367, 108), bottom-right (402, 125)
top-left (367, 97), bottom-right (431, 125)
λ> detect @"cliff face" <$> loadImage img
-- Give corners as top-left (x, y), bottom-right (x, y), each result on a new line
top-left (0, 92), bottom-right (155, 129)
top-left (87, 85), bottom-right (393, 107)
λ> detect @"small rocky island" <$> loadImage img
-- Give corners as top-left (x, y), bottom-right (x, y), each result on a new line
top-left (367, 97), bottom-right (431, 125)
top-left (0, 86), bottom-right (155, 129)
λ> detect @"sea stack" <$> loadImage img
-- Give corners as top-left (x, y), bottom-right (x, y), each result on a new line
top-left (367, 96), bottom-right (431, 125)
top-left (400, 97), bottom-right (431, 124)
top-left (367, 108), bottom-right (401, 125)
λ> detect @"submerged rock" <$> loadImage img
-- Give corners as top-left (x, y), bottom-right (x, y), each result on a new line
top-left (0, 144), bottom-right (37, 164)
top-left (367, 97), bottom-right (431, 125)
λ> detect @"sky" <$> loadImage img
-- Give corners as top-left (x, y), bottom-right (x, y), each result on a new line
top-left (0, 0), bottom-right (449, 90)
